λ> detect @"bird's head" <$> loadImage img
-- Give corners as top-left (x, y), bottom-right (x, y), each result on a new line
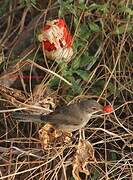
top-left (80, 99), bottom-right (103, 114)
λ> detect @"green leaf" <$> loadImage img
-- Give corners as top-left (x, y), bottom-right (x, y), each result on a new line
top-left (58, 0), bottom-right (76, 17)
top-left (73, 38), bottom-right (84, 50)
top-left (71, 78), bottom-right (82, 94)
top-left (57, 61), bottom-right (68, 73)
top-left (64, 69), bottom-right (73, 81)
top-left (78, 2), bottom-right (87, 10)
top-left (89, 22), bottom-right (100, 32)
top-left (74, 70), bottom-right (90, 81)
top-left (80, 53), bottom-right (96, 69)
top-left (80, 24), bottom-right (90, 39)
top-left (89, 3), bottom-right (108, 14)
top-left (71, 57), bottom-right (81, 70)
top-left (118, 4), bottom-right (133, 15)
top-left (49, 77), bottom-right (60, 90)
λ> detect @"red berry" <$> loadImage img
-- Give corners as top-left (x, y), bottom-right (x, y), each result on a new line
top-left (103, 105), bottom-right (113, 113)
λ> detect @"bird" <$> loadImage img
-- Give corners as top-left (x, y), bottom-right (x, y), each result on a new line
top-left (13, 99), bottom-right (103, 132)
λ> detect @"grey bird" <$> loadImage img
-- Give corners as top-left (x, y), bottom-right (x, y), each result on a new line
top-left (13, 99), bottom-right (103, 132)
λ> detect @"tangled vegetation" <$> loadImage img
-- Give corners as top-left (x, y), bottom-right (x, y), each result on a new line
top-left (0, 0), bottom-right (133, 179)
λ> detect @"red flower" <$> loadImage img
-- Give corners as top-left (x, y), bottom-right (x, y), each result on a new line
top-left (38, 18), bottom-right (73, 61)
top-left (103, 105), bottom-right (113, 113)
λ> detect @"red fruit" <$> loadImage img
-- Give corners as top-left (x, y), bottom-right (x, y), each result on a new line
top-left (43, 40), bottom-right (56, 51)
top-left (56, 19), bottom-right (73, 48)
top-left (38, 18), bottom-right (73, 61)
top-left (103, 105), bottom-right (113, 113)
top-left (44, 24), bottom-right (51, 31)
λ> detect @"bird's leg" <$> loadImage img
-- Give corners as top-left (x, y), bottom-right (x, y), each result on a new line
top-left (79, 128), bottom-right (85, 140)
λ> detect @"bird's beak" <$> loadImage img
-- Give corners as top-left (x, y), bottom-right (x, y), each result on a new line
top-left (91, 108), bottom-right (103, 116)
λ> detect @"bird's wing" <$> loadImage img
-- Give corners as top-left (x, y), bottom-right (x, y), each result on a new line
top-left (42, 104), bottom-right (83, 126)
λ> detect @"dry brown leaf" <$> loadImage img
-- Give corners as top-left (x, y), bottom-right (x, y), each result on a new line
top-left (72, 139), bottom-right (96, 180)
top-left (39, 123), bottom-right (56, 148)
top-left (0, 84), bottom-right (26, 102)
top-left (39, 124), bottom-right (72, 148)
top-left (33, 95), bottom-right (57, 114)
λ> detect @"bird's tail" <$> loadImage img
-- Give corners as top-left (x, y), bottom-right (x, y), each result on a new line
top-left (12, 112), bottom-right (45, 123)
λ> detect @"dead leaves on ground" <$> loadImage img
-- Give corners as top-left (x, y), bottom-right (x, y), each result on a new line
top-left (72, 139), bottom-right (96, 180)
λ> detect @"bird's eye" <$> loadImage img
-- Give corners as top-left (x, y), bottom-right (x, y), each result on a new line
top-left (92, 107), bottom-right (97, 110)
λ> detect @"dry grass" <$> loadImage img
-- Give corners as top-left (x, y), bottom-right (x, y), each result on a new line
top-left (0, 0), bottom-right (133, 179)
